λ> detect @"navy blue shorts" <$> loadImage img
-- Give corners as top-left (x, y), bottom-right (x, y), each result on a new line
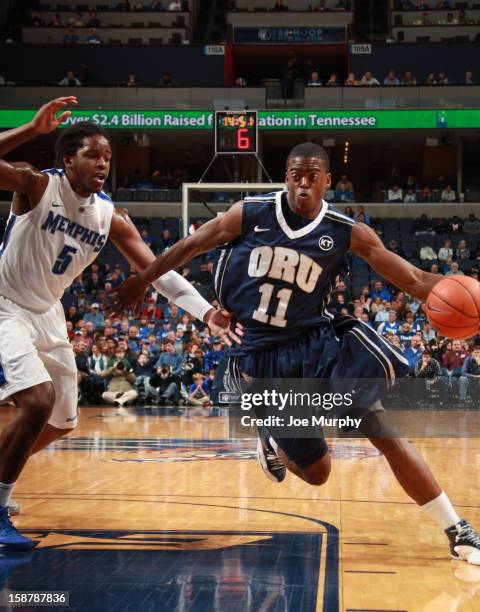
top-left (225, 315), bottom-right (410, 467)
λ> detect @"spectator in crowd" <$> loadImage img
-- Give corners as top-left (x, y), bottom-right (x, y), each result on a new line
top-left (87, 11), bottom-right (101, 27)
top-left (150, 364), bottom-right (181, 404)
top-left (124, 72), bottom-right (139, 87)
top-left (188, 373), bottom-right (210, 407)
top-left (156, 341), bottom-right (183, 376)
top-left (456, 239), bottom-right (470, 260)
top-left (414, 214), bottom-right (435, 235)
top-left (399, 322), bottom-right (415, 346)
top-left (371, 280), bottom-right (391, 301)
top-left (458, 346), bottom-right (480, 401)
top-left (307, 71), bottom-right (322, 87)
top-left (401, 71), bottom-right (417, 86)
top-left (141, 229), bottom-right (155, 249)
top-left (438, 238), bottom-right (453, 262)
top-left (334, 183), bottom-right (354, 202)
top-left (344, 72), bottom-right (359, 86)
top-left (442, 339), bottom-right (466, 380)
top-left (360, 71), bottom-right (380, 86)
top-left (437, 70), bottom-right (449, 84)
top-left (445, 261), bottom-right (464, 276)
top-left (464, 70), bottom-right (475, 85)
top-left (31, 15), bottom-right (45, 26)
top-left (59, 69), bottom-right (82, 86)
top-left (440, 185), bottom-right (456, 202)
top-left (101, 351), bottom-right (137, 408)
top-left (149, 1), bottom-right (166, 10)
top-left (235, 76), bottom-right (247, 87)
top-left (71, 12), bottom-right (84, 27)
top-left (160, 72), bottom-right (175, 87)
top-left (203, 339), bottom-right (225, 372)
top-left (134, 0), bottom-right (145, 8)
top-left (314, 0), bottom-right (330, 10)
top-left (422, 322), bottom-right (437, 344)
top-left (117, 0), bottom-right (131, 9)
top-left (343, 205), bottom-right (354, 218)
top-left (353, 205), bottom-right (370, 224)
top-left (463, 213), bottom-right (480, 235)
top-left (404, 188), bottom-right (417, 203)
top-left (388, 240), bottom-right (405, 258)
top-left (414, 349), bottom-right (443, 395)
top-left (158, 228), bottom-right (175, 250)
top-left (84, 303), bottom-right (104, 329)
top-left (387, 185), bottom-right (403, 202)
top-left (272, 0), bottom-right (289, 10)
top-left (384, 70), bottom-right (400, 86)
top-left (442, 256), bottom-right (453, 275)
top-left (425, 72), bottom-right (437, 85)
top-left (134, 353), bottom-right (156, 401)
top-left (167, 304), bottom-right (182, 328)
top-left (62, 28), bottom-right (80, 45)
top-left (405, 334), bottom-right (424, 373)
top-left (325, 73), bottom-right (339, 86)
top-left (378, 310), bottom-right (401, 336)
top-left (88, 344), bottom-right (109, 376)
top-left (49, 13), bottom-right (63, 27)
top-left (419, 245), bottom-right (437, 262)
top-left (85, 28), bottom-right (102, 44)
top-left (336, 174), bottom-right (354, 192)
top-left (419, 186), bottom-right (433, 202)
top-left (404, 174), bottom-right (417, 191)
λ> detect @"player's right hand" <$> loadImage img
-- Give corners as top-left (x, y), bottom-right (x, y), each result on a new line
top-left (106, 275), bottom-right (149, 318)
top-left (31, 97), bottom-right (78, 135)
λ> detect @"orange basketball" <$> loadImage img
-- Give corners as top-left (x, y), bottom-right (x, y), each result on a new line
top-left (426, 276), bottom-right (480, 339)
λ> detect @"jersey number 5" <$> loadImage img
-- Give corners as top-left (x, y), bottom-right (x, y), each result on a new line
top-left (252, 283), bottom-right (292, 328)
top-left (52, 245), bottom-right (78, 275)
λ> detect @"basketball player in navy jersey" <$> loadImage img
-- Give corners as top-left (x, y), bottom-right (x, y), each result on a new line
top-left (110, 142), bottom-right (480, 563)
top-left (0, 97), bottom-right (239, 549)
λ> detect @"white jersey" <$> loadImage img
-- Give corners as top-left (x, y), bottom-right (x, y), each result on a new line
top-left (0, 168), bottom-right (114, 312)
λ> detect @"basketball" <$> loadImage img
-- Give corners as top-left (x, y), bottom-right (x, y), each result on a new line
top-left (426, 276), bottom-right (480, 339)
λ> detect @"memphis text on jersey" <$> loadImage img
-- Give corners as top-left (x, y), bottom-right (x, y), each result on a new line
top-left (41, 211), bottom-right (106, 252)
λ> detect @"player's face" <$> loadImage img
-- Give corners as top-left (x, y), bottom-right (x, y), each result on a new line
top-left (285, 156), bottom-right (331, 216)
top-left (66, 135), bottom-right (112, 196)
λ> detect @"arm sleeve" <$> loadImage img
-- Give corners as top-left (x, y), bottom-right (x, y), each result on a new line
top-left (151, 271), bottom-right (212, 323)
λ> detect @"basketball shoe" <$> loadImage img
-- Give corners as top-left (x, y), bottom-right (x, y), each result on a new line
top-left (257, 436), bottom-right (286, 483)
top-left (446, 519), bottom-right (480, 564)
top-left (0, 507), bottom-right (35, 550)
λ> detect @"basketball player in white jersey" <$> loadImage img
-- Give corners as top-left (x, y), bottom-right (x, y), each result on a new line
top-left (0, 97), bottom-right (240, 549)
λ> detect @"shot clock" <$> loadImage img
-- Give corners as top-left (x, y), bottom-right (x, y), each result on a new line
top-left (215, 110), bottom-right (258, 155)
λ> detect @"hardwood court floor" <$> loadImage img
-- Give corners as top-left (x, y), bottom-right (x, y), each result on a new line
top-left (1, 405), bottom-right (480, 612)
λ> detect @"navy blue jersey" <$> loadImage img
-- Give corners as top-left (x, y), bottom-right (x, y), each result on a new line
top-left (213, 190), bottom-right (354, 352)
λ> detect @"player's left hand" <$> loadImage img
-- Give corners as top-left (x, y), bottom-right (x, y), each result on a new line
top-left (106, 274), bottom-right (149, 318)
top-left (205, 309), bottom-right (243, 346)
top-left (31, 97), bottom-right (78, 135)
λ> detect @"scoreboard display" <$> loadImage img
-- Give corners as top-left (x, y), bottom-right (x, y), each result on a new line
top-left (215, 110), bottom-right (258, 154)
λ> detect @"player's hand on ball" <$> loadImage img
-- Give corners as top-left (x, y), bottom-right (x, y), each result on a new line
top-left (31, 97), bottom-right (78, 135)
top-left (206, 309), bottom-right (244, 346)
top-left (107, 275), bottom-right (149, 318)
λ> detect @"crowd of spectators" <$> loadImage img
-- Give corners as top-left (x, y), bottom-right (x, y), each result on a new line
top-left (69, 256), bottom-right (224, 409)
top-left (385, 174), bottom-right (463, 203)
top-left (270, 0), bottom-right (351, 10)
top-left (306, 68), bottom-right (476, 87)
top-left (328, 272), bottom-right (480, 401)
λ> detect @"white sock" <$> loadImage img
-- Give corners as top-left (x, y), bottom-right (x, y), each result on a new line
top-left (0, 481), bottom-right (15, 508)
top-left (421, 491), bottom-right (461, 530)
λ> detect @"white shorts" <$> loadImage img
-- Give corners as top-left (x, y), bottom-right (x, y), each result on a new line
top-left (0, 296), bottom-right (78, 429)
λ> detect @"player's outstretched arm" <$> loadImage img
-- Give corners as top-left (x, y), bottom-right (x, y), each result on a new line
top-left (350, 222), bottom-right (440, 299)
top-left (108, 202), bottom-right (243, 312)
top-left (0, 96), bottom-right (77, 205)
top-left (108, 207), bottom-right (243, 345)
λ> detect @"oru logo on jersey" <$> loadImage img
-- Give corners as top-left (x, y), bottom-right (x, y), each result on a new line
top-left (248, 246), bottom-right (322, 293)
top-left (40, 211), bottom-right (106, 252)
